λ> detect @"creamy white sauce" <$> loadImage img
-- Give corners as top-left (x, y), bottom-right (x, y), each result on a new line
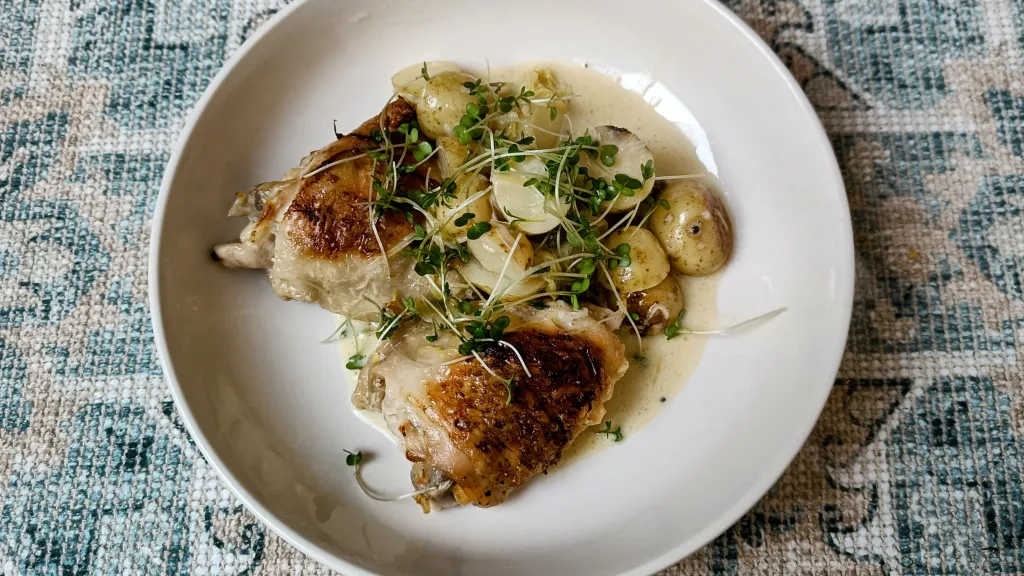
top-left (339, 61), bottom-right (720, 463)
top-left (336, 321), bottom-right (397, 442)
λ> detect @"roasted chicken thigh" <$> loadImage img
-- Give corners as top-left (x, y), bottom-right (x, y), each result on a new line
top-left (353, 301), bottom-right (627, 511)
top-left (213, 98), bottom-right (433, 320)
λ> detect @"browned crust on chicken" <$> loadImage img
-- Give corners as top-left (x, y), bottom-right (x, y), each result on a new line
top-left (420, 329), bottom-right (609, 507)
top-left (281, 98), bottom-right (426, 259)
top-left (285, 159), bottom-right (421, 258)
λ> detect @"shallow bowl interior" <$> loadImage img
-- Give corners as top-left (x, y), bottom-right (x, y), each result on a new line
top-left (150, 1), bottom-right (854, 574)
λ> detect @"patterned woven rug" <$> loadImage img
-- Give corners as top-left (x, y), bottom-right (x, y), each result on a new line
top-left (1, 0), bottom-right (1021, 573)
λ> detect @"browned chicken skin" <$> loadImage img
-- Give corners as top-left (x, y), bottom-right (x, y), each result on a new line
top-left (358, 302), bottom-right (628, 512)
top-left (213, 98), bottom-right (434, 320)
top-left (423, 328), bottom-right (615, 507)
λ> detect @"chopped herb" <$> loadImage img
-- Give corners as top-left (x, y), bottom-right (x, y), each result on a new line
top-left (596, 421), bottom-right (623, 442)
top-left (345, 450), bottom-right (363, 466)
top-left (420, 62), bottom-right (430, 81)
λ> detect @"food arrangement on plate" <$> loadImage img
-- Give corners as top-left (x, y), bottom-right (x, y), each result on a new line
top-left (211, 61), bottom-right (776, 513)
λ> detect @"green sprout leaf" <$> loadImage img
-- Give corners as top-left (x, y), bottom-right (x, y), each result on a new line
top-left (503, 375), bottom-right (517, 406)
top-left (345, 449), bottom-right (363, 466)
top-left (345, 354), bottom-right (367, 370)
top-left (466, 221), bottom-right (491, 240)
top-left (641, 159), bottom-right (655, 181)
top-left (413, 141), bottom-right (433, 162)
top-left (615, 173), bottom-right (643, 190)
top-left (600, 144), bottom-right (618, 167)
top-left (596, 421), bottom-right (623, 442)
top-left (453, 212), bottom-right (476, 227)
top-left (664, 309), bottom-right (686, 340)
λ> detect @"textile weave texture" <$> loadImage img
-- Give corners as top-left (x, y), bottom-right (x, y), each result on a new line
top-left (0, 0), bottom-right (1021, 574)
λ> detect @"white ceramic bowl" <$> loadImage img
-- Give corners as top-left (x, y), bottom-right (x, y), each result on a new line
top-left (150, 1), bottom-right (854, 574)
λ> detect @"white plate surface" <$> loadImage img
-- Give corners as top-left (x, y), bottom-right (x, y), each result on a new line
top-left (150, 1), bottom-right (854, 574)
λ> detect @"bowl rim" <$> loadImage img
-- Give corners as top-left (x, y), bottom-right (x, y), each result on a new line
top-left (148, 1), bottom-right (854, 573)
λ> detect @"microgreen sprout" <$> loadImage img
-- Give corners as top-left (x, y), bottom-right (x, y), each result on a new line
top-left (596, 421), bottom-right (623, 442)
top-left (345, 450), bottom-right (363, 466)
top-left (347, 450), bottom-right (453, 502)
top-left (330, 70), bottom-right (764, 410)
top-left (466, 221), bottom-right (492, 240)
top-left (664, 310), bottom-right (685, 340)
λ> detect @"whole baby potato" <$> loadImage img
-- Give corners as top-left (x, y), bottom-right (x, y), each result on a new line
top-left (416, 71), bottom-right (475, 140)
top-left (649, 181), bottom-right (732, 276)
top-left (624, 275), bottom-right (685, 336)
top-left (600, 227), bottom-right (670, 293)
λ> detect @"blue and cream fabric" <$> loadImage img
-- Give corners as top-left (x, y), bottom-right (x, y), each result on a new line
top-left (0, 0), bottom-right (1022, 573)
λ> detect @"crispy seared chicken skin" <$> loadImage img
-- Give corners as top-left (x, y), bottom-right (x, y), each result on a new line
top-left (354, 302), bottom-right (627, 511)
top-left (213, 98), bottom-right (433, 320)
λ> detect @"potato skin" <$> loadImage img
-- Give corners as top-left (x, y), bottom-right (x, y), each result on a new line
top-left (624, 276), bottom-right (684, 335)
top-left (436, 174), bottom-right (491, 241)
top-left (416, 71), bottom-right (474, 140)
top-left (649, 181), bottom-right (732, 276)
top-left (601, 227), bottom-right (670, 293)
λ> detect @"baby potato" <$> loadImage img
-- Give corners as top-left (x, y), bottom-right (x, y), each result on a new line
top-left (600, 226), bottom-right (670, 293)
top-left (491, 171), bottom-right (570, 235)
top-left (434, 173), bottom-right (491, 241)
top-left (417, 71), bottom-right (476, 140)
top-left (519, 68), bottom-right (570, 149)
top-left (391, 61), bottom-right (463, 103)
top-left (467, 221), bottom-right (533, 277)
top-left (435, 136), bottom-right (471, 179)
top-left (624, 275), bottom-right (684, 335)
top-left (583, 126), bottom-right (656, 213)
top-left (460, 258), bottom-right (545, 301)
top-left (649, 180), bottom-right (732, 276)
